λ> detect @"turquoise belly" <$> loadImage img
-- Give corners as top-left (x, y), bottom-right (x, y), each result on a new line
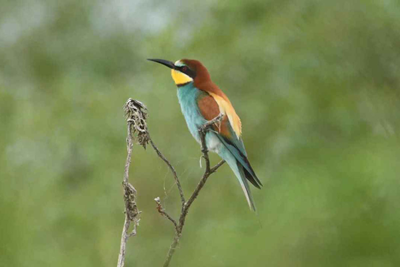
top-left (177, 83), bottom-right (222, 153)
top-left (177, 83), bottom-right (207, 143)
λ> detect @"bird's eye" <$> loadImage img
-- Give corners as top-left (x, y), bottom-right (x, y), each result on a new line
top-left (182, 66), bottom-right (188, 72)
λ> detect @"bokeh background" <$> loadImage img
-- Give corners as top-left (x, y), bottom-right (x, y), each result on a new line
top-left (1, 0), bottom-right (400, 266)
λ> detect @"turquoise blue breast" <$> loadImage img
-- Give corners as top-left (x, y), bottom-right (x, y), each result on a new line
top-left (177, 83), bottom-right (208, 143)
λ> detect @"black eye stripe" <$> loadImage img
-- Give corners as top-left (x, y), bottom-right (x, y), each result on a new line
top-left (178, 66), bottom-right (196, 78)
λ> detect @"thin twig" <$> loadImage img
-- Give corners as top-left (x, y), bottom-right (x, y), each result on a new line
top-left (148, 133), bottom-right (186, 206)
top-left (155, 197), bottom-right (179, 233)
top-left (210, 160), bottom-right (226, 173)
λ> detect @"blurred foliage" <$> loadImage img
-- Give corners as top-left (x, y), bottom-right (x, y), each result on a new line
top-left (1, 0), bottom-right (400, 266)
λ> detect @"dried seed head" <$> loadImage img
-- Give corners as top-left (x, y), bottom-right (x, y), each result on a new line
top-left (124, 98), bottom-right (149, 148)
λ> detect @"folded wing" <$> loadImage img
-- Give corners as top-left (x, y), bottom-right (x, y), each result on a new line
top-left (197, 93), bottom-right (262, 188)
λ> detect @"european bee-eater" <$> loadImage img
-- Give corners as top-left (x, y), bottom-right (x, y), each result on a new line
top-left (148, 58), bottom-right (262, 211)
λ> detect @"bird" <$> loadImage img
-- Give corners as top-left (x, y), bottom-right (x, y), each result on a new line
top-left (148, 58), bottom-right (262, 211)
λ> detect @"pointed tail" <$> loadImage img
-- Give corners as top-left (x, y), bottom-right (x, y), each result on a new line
top-left (219, 148), bottom-right (257, 211)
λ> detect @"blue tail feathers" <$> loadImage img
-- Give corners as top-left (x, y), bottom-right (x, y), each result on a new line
top-left (218, 146), bottom-right (258, 211)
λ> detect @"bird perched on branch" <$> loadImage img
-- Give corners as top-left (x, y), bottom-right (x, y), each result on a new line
top-left (148, 58), bottom-right (262, 211)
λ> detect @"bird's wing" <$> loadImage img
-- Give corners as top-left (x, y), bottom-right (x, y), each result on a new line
top-left (197, 93), bottom-right (262, 188)
top-left (207, 92), bottom-right (242, 139)
top-left (195, 80), bottom-right (241, 138)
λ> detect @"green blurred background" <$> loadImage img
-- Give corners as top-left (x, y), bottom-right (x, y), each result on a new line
top-left (1, 0), bottom-right (400, 266)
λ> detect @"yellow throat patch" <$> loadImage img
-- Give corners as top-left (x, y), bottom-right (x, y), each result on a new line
top-left (171, 69), bottom-right (193, 85)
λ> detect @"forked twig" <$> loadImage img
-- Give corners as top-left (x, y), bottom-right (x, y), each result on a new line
top-left (155, 113), bottom-right (225, 267)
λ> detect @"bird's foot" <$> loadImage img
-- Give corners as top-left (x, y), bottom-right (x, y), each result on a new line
top-left (200, 113), bottom-right (224, 133)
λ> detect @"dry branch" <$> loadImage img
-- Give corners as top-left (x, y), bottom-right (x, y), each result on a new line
top-left (117, 99), bottom-right (148, 267)
top-left (118, 99), bottom-right (225, 267)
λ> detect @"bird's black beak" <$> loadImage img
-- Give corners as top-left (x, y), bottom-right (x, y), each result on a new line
top-left (147, 58), bottom-right (175, 69)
